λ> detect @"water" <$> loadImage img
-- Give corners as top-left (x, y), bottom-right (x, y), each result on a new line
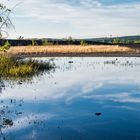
top-left (0, 57), bottom-right (140, 140)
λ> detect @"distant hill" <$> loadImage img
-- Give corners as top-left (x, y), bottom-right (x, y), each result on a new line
top-left (84, 35), bottom-right (140, 43)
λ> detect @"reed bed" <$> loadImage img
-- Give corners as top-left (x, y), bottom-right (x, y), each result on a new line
top-left (3, 45), bottom-right (138, 56)
top-left (0, 56), bottom-right (54, 78)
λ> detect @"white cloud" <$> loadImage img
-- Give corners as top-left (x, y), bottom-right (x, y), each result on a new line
top-left (1, 0), bottom-right (140, 40)
top-left (80, 0), bottom-right (102, 7)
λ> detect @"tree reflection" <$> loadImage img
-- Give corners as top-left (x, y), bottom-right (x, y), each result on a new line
top-left (0, 80), bottom-right (5, 94)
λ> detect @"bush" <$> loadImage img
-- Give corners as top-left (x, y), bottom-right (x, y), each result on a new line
top-left (31, 40), bottom-right (38, 46)
top-left (80, 40), bottom-right (88, 46)
top-left (0, 41), bottom-right (11, 52)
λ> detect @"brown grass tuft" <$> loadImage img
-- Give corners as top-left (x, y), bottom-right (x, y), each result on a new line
top-left (0, 45), bottom-right (139, 56)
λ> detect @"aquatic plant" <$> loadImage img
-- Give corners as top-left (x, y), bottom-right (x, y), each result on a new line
top-left (0, 56), bottom-right (55, 78)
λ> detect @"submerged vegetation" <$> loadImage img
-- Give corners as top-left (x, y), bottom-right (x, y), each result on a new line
top-left (0, 56), bottom-right (55, 79)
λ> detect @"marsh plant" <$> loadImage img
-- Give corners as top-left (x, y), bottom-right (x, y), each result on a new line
top-left (0, 56), bottom-right (55, 79)
top-left (0, 41), bottom-right (11, 52)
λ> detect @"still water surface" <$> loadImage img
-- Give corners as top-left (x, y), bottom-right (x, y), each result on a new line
top-left (0, 57), bottom-right (140, 140)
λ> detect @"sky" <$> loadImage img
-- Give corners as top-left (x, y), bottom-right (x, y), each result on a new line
top-left (1, 0), bottom-right (140, 39)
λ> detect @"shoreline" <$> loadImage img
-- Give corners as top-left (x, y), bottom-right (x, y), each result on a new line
top-left (4, 53), bottom-right (140, 58)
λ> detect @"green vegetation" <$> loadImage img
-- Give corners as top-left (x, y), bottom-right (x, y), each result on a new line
top-left (0, 56), bottom-right (55, 78)
top-left (112, 38), bottom-right (121, 44)
top-left (134, 40), bottom-right (140, 44)
top-left (31, 40), bottom-right (38, 46)
top-left (111, 38), bottom-right (140, 44)
top-left (80, 40), bottom-right (88, 46)
top-left (0, 41), bottom-right (11, 52)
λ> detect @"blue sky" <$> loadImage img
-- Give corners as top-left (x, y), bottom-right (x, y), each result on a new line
top-left (1, 0), bottom-right (140, 38)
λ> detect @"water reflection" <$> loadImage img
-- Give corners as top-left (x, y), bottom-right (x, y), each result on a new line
top-left (0, 57), bottom-right (140, 140)
top-left (0, 80), bottom-right (4, 94)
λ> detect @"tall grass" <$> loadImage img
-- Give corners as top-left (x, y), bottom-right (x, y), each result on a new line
top-left (4, 45), bottom-right (137, 56)
top-left (0, 56), bottom-right (54, 78)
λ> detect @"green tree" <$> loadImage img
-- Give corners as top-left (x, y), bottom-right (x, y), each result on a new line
top-left (0, 2), bottom-right (12, 38)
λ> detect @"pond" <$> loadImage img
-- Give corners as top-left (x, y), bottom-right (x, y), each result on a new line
top-left (0, 57), bottom-right (140, 140)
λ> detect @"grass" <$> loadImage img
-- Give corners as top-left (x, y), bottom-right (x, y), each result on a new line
top-left (1, 45), bottom-right (139, 56)
top-left (0, 56), bottom-right (54, 78)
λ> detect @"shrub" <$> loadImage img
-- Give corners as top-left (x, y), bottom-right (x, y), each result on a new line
top-left (0, 41), bottom-right (11, 52)
top-left (31, 40), bottom-right (38, 46)
top-left (80, 40), bottom-right (88, 46)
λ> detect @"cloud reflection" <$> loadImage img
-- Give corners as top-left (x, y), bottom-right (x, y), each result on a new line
top-left (1, 57), bottom-right (140, 104)
top-left (3, 113), bottom-right (57, 133)
top-left (1, 58), bottom-right (140, 140)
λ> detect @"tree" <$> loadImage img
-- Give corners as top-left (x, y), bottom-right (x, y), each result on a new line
top-left (0, 2), bottom-right (12, 38)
